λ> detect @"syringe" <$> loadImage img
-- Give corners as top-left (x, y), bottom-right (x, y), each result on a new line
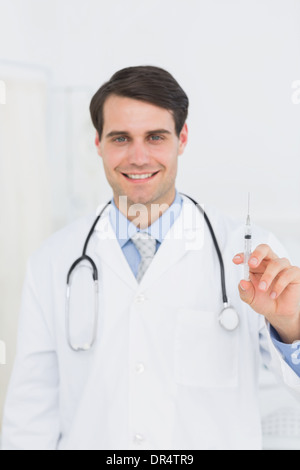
top-left (244, 193), bottom-right (252, 281)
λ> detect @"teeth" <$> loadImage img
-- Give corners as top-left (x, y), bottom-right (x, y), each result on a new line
top-left (126, 173), bottom-right (155, 180)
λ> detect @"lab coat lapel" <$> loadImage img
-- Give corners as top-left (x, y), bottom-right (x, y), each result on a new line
top-left (91, 199), bottom-right (203, 291)
top-left (93, 207), bottom-right (138, 290)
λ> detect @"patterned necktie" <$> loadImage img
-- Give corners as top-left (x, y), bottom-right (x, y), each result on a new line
top-left (131, 232), bottom-right (157, 283)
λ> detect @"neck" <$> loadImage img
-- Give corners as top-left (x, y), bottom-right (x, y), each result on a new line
top-left (114, 189), bottom-right (176, 229)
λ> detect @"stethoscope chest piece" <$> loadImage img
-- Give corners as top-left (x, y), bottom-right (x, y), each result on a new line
top-left (219, 305), bottom-right (240, 332)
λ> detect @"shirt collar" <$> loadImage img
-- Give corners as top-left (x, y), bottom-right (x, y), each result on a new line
top-left (109, 190), bottom-right (183, 248)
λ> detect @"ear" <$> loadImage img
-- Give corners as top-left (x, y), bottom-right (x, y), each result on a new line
top-left (178, 123), bottom-right (188, 155)
top-left (95, 131), bottom-right (102, 157)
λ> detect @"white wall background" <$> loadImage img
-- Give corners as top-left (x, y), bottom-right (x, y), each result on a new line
top-left (0, 0), bottom-right (300, 448)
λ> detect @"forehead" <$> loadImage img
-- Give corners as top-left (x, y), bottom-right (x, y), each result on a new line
top-left (102, 94), bottom-right (176, 133)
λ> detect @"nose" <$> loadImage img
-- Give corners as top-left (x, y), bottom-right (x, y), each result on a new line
top-left (127, 140), bottom-right (151, 166)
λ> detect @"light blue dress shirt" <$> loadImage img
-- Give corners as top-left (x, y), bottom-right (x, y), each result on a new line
top-left (109, 190), bottom-right (300, 378)
top-left (109, 190), bottom-right (183, 279)
top-left (270, 326), bottom-right (300, 376)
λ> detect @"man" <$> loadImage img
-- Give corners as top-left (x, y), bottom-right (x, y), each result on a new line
top-left (2, 66), bottom-right (300, 450)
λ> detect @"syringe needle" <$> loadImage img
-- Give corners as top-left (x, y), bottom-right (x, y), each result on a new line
top-left (247, 192), bottom-right (250, 216)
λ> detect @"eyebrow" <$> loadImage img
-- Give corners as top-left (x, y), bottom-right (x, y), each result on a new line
top-left (105, 129), bottom-right (172, 139)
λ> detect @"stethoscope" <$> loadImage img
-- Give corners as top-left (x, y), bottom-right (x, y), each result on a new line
top-left (66, 193), bottom-right (240, 352)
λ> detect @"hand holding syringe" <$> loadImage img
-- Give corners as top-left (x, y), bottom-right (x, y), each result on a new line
top-left (233, 194), bottom-right (300, 345)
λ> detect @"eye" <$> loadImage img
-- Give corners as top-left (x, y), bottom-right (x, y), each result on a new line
top-left (113, 136), bottom-right (128, 143)
top-left (149, 135), bottom-right (164, 142)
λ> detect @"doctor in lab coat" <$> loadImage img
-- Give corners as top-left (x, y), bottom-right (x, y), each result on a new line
top-left (2, 66), bottom-right (300, 450)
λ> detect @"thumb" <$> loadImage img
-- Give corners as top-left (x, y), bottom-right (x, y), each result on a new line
top-left (238, 280), bottom-right (255, 305)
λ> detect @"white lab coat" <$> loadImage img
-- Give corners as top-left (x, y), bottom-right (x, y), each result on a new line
top-left (2, 196), bottom-right (300, 450)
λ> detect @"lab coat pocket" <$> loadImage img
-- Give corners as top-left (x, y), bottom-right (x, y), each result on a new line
top-left (174, 309), bottom-right (239, 388)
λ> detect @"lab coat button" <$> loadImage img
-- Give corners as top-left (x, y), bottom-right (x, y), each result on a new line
top-left (135, 363), bottom-right (145, 374)
top-left (135, 294), bottom-right (146, 303)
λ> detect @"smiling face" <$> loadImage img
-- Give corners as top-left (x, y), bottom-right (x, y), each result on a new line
top-left (95, 94), bottom-right (188, 215)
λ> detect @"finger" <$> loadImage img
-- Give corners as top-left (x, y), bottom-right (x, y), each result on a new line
top-left (248, 244), bottom-right (278, 269)
top-left (233, 244), bottom-right (278, 267)
top-left (257, 258), bottom-right (291, 293)
top-left (233, 253), bottom-right (269, 277)
top-left (233, 252), bottom-right (270, 275)
top-left (238, 280), bottom-right (255, 305)
top-left (268, 266), bottom-right (300, 300)
top-left (232, 253), bottom-right (244, 264)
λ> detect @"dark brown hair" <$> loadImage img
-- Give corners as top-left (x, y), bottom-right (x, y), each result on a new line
top-left (90, 65), bottom-right (189, 139)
